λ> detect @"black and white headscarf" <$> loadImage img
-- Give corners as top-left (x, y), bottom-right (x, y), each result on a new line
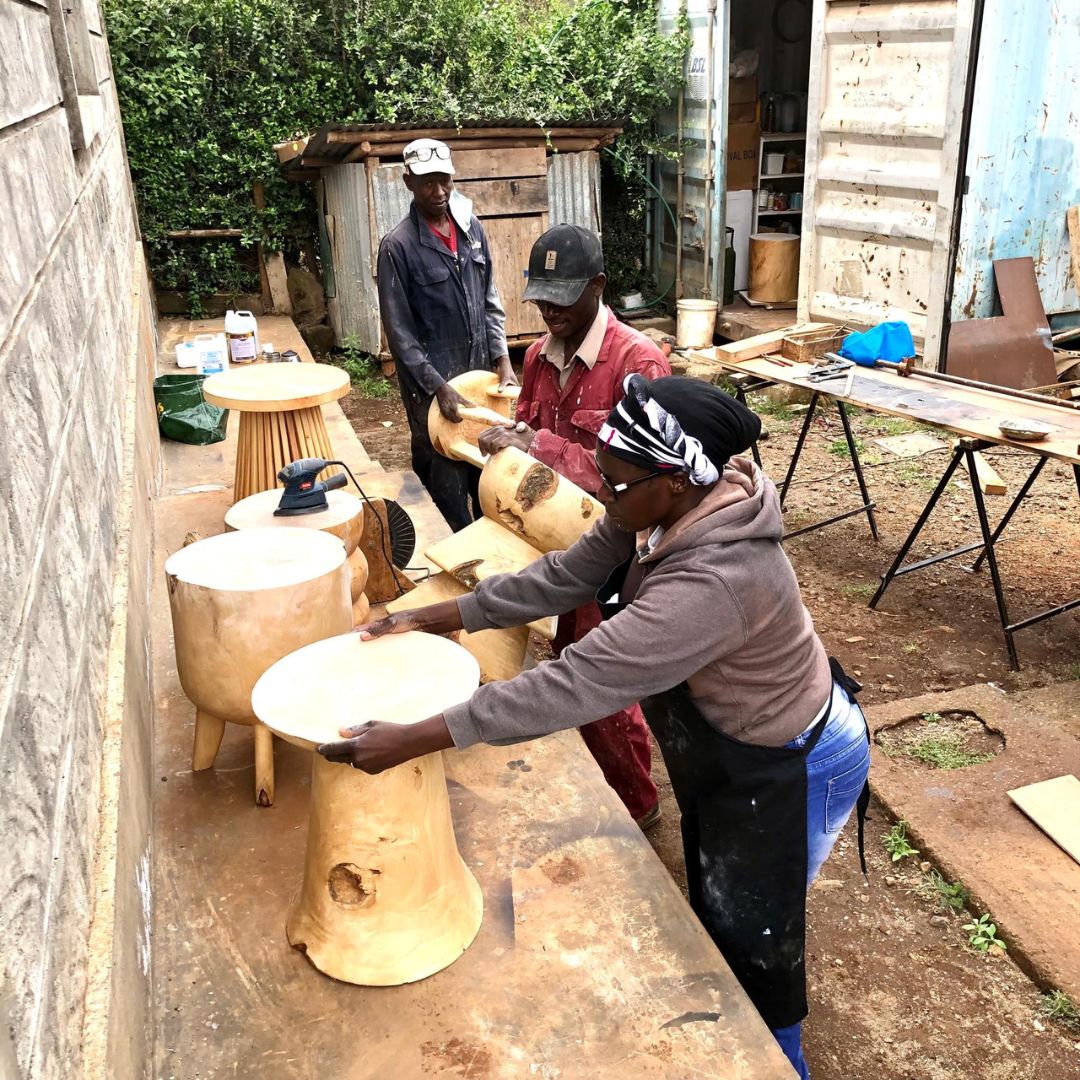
top-left (598, 374), bottom-right (761, 485)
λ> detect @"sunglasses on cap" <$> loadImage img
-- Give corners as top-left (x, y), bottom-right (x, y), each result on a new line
top-left (405, 144), bottom-right (452, 164)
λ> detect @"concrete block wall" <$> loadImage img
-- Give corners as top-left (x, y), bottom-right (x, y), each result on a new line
top-left (0, 0), bottom-right (156, 1075)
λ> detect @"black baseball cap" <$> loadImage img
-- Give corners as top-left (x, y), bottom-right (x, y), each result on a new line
top-left (522, 224), bottom-right (605, 307)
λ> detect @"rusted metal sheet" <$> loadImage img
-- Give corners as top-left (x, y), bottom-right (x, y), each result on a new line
top-left (547, 150), bottom-right (601, 232)
top-left (946, 257), bottom-right (1057, 389)
top-left (949, 0), bottom-right (1080, 321)
top-left (798, 0), bottom-right (979, 368)
top-left (322, 164), bottom-right (383, 354)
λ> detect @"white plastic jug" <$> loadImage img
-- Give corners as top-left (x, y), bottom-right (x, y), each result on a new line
top-left (225, 309), bottom-right (259, 364)
top-left (195, 333), bottom-right (229, 376)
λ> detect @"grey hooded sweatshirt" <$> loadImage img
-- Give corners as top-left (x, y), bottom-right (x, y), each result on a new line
top-left (444, 457), bottom-right (833, 750)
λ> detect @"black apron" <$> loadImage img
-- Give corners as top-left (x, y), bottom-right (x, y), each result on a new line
top-left (597, 554), bottom-right (865, 1031)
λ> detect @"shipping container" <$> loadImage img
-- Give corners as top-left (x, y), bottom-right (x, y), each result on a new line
top-left (654, 0), bottom-right (1080, 365)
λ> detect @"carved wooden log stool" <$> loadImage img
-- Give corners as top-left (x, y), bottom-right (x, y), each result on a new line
top-left (252, 632), bottom-right (483, 985)
top-left (224, 487), bottom-right (370, 623)
top-left (165, 528), bottom-right (352, 806)
top-left (427, 370), bottom-right (521, 467)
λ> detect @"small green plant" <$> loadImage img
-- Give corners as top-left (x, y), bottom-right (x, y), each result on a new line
top-left (915, 869), bottom-right (969, 912)
top-left (1066, 662), bottom-right (1080, 680)
top-left (922, 711), bottom-right (943, 723)
top-left (883, 821), bottom-right (919, 862)
top-left (902, 642), bottom-right (920, 654)
top-left (963, 913), bottom-right (1006, 953)
top-left (748, 392), bottom-right (797, 423)
top-left (1039, 991), bottom-right (1080, 1032)
top-left (875, 417), bottom-right (918, 436)
top-left (828, 435), bottom-right (865, 458)
top-left (841, 581), bottom-right (876, 600)
top-left (332, 337), bottom-right (394, 398)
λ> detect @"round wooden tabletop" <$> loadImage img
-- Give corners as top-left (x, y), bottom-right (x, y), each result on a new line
top-left (165, 528), bottom-right (346, 592)
top-left (202, 363), bottom-right (350, 412)
top-left (251, 632), bottom-right (480, 750)
top-left (225, 488), bottom-right (364, 533)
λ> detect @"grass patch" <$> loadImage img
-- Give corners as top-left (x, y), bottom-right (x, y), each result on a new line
top-left (872, 416), bottom-right (919, 436)
top-left (748, 392), bottom-right (798, 423)
top-left (901, 642), bottom-right (920, 654)
top-left (1066, 662), bottom-right (1080, 680)
top-left (841, 581), bottom-right (876, 600)
top-left (1039, 991), bottom-right (1080, 1032)
top-left (904, 735), bottom-right (993, 770)
top-left (877, 712), bottom-right (1002, 771)
top-left (828, 435), bottom-right (865, 458)
top-left (915, 869), bottom-right (969, 912)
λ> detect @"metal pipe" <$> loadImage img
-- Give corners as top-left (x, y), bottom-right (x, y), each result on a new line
top-left (674, 0), bottom-right (687, 301)
top-left (701, 0), bottom-right (718, 298)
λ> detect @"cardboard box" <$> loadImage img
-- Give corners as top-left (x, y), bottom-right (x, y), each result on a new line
top-left (729, 76), bottom-right (758, 105)
top-left (728, 100), bottom-right (758, 124)
top-left (726, 121), bottom-right (761, 191)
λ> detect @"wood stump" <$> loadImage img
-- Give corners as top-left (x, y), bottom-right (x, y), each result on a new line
top-left (427, 370), bottom-right (521, 467)
top-left (748, 233), bottom-right (800, 303)
top-left (165, 529), bottom-right (352, 805)
top-left (251, 632), bottom-right (483, 984)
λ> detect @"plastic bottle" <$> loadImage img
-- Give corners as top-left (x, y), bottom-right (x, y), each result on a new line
top-left (195, 333), bottom-right (229, 376)
top-left (225, 309), bottom-right (259, 364)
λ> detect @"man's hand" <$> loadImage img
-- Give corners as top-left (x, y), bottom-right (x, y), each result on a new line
top-left (495, 355), bottom-right (519, 389)
top-left (354, 599), bottom-right (465, 639)
top-left (317, 715), bottom-right (454, 774)
top-left (478, 422), bottom-right (536, 457)
top-left (435, 383), bottom-right (474, 422)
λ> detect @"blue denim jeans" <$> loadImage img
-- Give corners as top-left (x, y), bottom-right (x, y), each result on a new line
top-left (771, 683), bottom-right (870, 1079)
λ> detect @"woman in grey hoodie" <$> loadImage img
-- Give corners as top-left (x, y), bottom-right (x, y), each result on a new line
top-left (319, 375), bottom-right (870, 1079)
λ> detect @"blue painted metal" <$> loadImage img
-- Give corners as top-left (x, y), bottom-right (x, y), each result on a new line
top-left (951, 0), bottom-right (1080, 320)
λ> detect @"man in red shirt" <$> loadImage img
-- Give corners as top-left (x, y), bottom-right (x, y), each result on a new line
top-left (479, 225), bottom-right (669, 826)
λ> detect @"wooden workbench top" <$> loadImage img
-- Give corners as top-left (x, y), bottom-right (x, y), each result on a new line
top-left (688, 347), bottom-right (1080, 466)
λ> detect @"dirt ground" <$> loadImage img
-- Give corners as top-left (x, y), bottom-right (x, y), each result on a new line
top-left (338, 361), bottom-right (1080, 1079)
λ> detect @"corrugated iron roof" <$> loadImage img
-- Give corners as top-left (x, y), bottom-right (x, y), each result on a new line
top-left (277, 119), bottom-right (624, 175)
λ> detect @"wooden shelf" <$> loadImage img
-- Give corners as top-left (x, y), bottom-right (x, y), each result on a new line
top-left (760, 131), bottom-right (806, 142)
top-left (757, 209), bottom-right (803, 217)
top-left (760, 172), bottom-right (804, 180)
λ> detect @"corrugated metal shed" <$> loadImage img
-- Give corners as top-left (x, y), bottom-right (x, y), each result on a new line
top-left (316, 142), bottom-right (606, 352)
top-left (949, 0), bottom-right (1080, 321)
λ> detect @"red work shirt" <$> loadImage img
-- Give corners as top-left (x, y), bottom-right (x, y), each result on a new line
top-left (516, 307), bottom-right (671, 493)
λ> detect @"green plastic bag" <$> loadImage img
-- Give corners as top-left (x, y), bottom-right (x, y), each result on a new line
top-left (153, 374), bottom-right (229, 445)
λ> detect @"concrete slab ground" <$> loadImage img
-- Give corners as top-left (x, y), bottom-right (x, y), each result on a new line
top-left (866, 682), bottom-right (1080, 1002)
top-left (149, 318), bottom-right (794, 1077)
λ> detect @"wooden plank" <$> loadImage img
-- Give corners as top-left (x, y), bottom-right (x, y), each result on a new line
top-left (965, 450), bottom-right (1007, 495)
top-left (687, 348), bottom-right (1080, 466)
top-left (451, 146), bottom-right (547, 180)
top-left (455, 177), bottom-right (549, 217)
top-left (713, 322), bottom-right (832, 362)
top-left (1068, 206), bottom-right (1080, 298)
top-left (264, 252), bottom-right (292, 314)
top-left (1008, 775), bottom-right (1080, 866)
top-left (483, 214), bottom-right (548, 338)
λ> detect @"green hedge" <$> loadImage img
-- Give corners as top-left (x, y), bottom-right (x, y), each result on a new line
top-left (104, 0), bottom-right (687, 310)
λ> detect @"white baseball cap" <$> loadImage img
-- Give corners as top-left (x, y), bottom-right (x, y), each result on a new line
top-left (402, 138), bottom-right (455, 176)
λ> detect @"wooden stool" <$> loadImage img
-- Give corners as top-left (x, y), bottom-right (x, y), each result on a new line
top-left (165, 528), bottom-right (352, 805)
top-left (224, 488), bottom-right (371, 623)
top-left (202, 363), bottom-right (351, 503)
top-left (252, 632), bottom-right (483, 985)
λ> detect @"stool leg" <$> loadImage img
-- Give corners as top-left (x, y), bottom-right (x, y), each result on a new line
top-left (254, 723), bottom-right (275, 807)
top-left (192, 710), bottom-right (226, 771)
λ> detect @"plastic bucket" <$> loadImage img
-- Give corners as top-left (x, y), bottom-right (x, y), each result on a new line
top-left (676, 299), bottom-right (719, 348)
